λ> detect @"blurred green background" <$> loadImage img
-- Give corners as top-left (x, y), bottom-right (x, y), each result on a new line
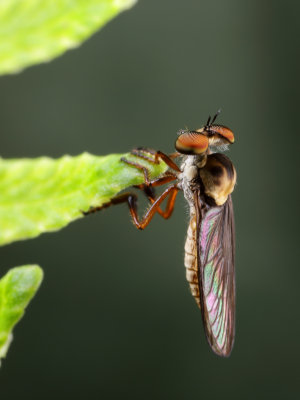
top-left (0, 0), bottom-right (299, 398)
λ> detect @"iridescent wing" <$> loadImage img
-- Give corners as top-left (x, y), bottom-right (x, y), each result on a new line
top-left (195, 192), bottom-right (235, 357)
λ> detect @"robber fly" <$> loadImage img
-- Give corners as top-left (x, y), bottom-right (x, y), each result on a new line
top-left (84, 110), bottom-right (236, 357)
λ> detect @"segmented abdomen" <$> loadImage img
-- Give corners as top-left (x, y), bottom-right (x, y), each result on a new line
top-left (184, 215), bottom-right (200, 308)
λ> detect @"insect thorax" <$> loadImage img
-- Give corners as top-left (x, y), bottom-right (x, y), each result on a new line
top-left (178, 152), bottom-right (236, 210)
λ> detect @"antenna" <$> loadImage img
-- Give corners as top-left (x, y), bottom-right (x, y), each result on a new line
top-left (211, 108), bottom-right (221, 124)
top-left (206, 115), bottom-right (211, 127)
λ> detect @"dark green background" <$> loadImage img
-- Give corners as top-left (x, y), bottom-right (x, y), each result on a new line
top-left (0, 0), bottom-right (299, 398)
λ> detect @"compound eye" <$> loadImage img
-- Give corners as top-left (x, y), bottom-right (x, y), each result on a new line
top-left (211, 125), bottom-right (234, 143)
top-left (175, 132), bottom-right (209, 155)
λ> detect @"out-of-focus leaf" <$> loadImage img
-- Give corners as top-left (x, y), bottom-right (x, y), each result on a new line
top-left (0, 265), bottom-right (43, 363)
top-left (0, 0), bottom-right (137, 75)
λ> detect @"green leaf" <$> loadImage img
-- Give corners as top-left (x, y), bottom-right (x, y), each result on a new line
top-left (0, 152), bottom-right (168, 246)
top-left (0, 265), bottom-right (43, 363)
top-left (0, 0), bottom-right (137, 75)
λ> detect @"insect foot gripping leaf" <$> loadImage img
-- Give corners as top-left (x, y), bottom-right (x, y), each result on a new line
top-left (0, 265), bottom-right (43, 365)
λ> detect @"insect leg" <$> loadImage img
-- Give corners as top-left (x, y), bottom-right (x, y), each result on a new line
top-left (134, 173), bottom-right (177, 189)
top-left (168, 151), bottom-right (181, 160)
top-left (127, 184), bottom-right (179, 229)
top-left (120, 157), bottom-right (152, 185)
top-left (121, 147), bottom-right (180, 186)
top-left (130, 147), bottom-right (181, 172)
top-left (148, 184), bottom-right (178, 219)
top-left (82, 184), bottom-right (179, 229)
top-left (135, 174), bottom-right (178, 218)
